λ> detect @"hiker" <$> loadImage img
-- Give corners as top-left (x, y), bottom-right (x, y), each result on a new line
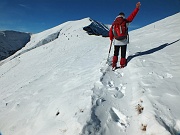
top-left (109, 2), bottom-right (141, 69)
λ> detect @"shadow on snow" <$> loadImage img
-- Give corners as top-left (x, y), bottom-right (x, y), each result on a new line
top-left (127, 39), bottom-right (180, 64)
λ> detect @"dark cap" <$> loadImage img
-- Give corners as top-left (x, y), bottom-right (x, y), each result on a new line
top-left (119, 12), bottom-right (125, 16)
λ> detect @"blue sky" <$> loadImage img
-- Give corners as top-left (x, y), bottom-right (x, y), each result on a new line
top-left (0, 0), bottom-right (180, 33)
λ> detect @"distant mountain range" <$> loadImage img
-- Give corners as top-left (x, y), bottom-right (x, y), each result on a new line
top-left (0, 31), bottom-right (31, 61)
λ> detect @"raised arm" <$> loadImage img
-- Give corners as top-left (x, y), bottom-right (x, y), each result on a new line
top-left (126, 2), bottom-right (141, 22)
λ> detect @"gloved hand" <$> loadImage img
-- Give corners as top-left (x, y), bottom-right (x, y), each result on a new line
top-left (136, 2), bottom-right (141, 9)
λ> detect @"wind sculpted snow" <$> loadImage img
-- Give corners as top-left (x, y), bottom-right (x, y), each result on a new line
top-left (0, 13), bottom-right (180, 135)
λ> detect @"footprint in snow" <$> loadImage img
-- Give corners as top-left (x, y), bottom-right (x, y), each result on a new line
top-left (159, 73), bottom-right (173, 79)
top-left (107, 82), bottom-right (125, 99)
top-left (108, 81), bottom-right (114, 87)
top-left (113, 91), bottom-right (124, 99)
top-left (109, 107), bottom-right (129, 131)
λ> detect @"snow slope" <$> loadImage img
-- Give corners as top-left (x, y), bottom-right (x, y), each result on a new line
top-left (0, 13), bottom-right (180, 135)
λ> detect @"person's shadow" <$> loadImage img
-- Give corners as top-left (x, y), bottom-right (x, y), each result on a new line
top-left (127, 39), bottom-right (180, 65)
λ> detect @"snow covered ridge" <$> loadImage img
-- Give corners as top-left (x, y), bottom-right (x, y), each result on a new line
top-left (0, 30), bottom-right (30, 61)
top-left (0, 17), bottom-right (93, 65)
top-left (0, 17), bottom-right (108, 65)
top-left (83, 18), bottom-right (109, 37)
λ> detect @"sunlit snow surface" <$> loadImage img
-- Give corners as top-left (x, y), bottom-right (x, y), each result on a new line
top-left (0, 13), bottom-right (180, 135)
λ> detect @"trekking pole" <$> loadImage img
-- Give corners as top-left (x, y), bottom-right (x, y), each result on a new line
top-left (106, 40), bottom-right (113, 64)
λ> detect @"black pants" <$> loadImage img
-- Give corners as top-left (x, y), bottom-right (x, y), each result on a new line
top-left (114, 45), bottom-right (127, 58)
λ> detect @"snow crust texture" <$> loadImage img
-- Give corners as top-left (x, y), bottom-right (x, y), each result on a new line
top-left (0, 13), bottom-right (180, 135)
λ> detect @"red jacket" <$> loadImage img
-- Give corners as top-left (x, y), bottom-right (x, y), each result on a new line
top-left (109, 8), bottom-right (139, 40)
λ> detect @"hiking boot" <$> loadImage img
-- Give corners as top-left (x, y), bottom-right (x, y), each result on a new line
top-left (112, 56), bottom-right (118, 68)
top-left (120, 58), bottom-right (127, 68)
